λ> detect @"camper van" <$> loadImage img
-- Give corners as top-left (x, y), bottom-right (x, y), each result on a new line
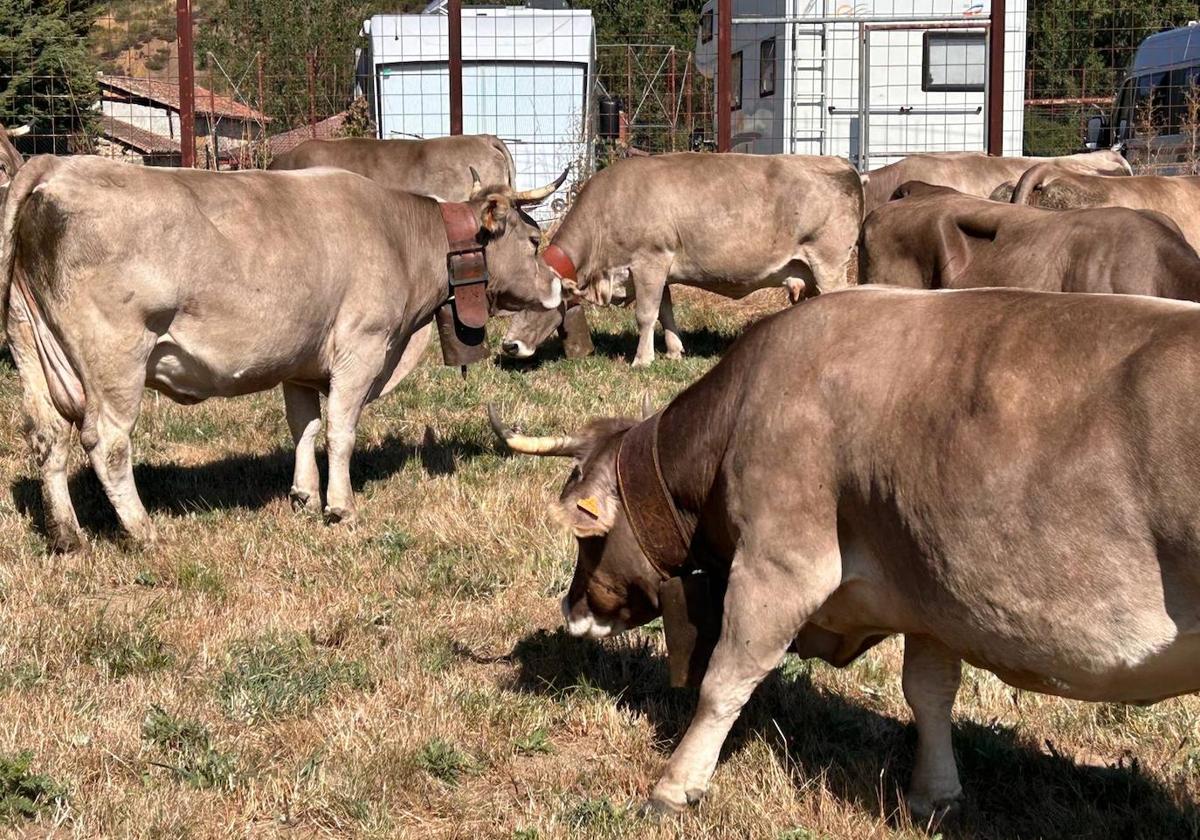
top-left (693, 0), bottom-right (1027, 170)
top-left (359, 3), bottom-right (596, 216)
top-left (1086, 23), bottom-right (1200, 173)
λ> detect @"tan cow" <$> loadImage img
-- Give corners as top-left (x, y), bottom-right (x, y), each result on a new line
top-left (492, 286), bottom-right (1200, 820)
top-left (1005, 168), bottom-right (1200, 251)
top-left (514, 152), bottom-right (863, 366)
top-left (3, 155), bottom-right (563, 551)
top-left (862, 149), bottom-right (1130, 214)
top-left (859, 181), bottom-right (1200, 297)
top-left (268, 134), bottom-right (515, 202)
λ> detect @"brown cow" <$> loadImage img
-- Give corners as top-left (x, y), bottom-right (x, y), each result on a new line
top-left (1004, 168), bottom-right (1200, 251)
top-left (491, 285), bottom-right (1200, 819)
top-left (859, 181), bottom-right (1200, 297)
top-left (268, 134), bottom-right (515, 202)
top-left (862, 149), bottom-right (1130, 214)
top-left (3, 155), bottom-right (563, 551)
top-left (510, 152), bottom-right (863, 366)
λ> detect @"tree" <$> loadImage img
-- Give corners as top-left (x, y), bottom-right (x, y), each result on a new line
top-left (197, 0), bottom-right (423, 130)
top-left (0, 0), bottom-right (101, 153)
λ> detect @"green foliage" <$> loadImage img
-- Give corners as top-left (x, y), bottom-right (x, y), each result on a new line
top-left (0, 0), bottom-right (101, 152)
top-left (413, 738), bottom-right (476, 785)
top-left (79, 612), bottom-right (174, 679)
top-left (141, 705), bottom-right (239, 791)
top-left (0, 752), bottom-right (67, 824)
top-left (1027, 0), bottom-right (1198, 100)
top-left (196, 0), bottom-right (420, 130)
top-left (513, 726), bottom-right (553, 755)
top-left (216, 632), bottom-right (372, 723)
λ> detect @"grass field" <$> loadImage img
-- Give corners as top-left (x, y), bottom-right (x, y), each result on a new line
top-left (0, 289), bottom-right (1198, 839)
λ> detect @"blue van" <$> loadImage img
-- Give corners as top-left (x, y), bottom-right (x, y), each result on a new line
top-left (1087, 22), bottom-right (1200, 172)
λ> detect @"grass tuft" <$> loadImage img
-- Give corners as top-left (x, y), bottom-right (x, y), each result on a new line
top-left (413, 738), bottom-right (476, 785)
top-left (513, 726), bottom-right (553, 755)
top-left (141, 705), bottom-right (239, 791)
top-left (79, 612), bottom-right (174, 679)
top-left (216, 632), bottom-right (372, 724)
top-left (563, 797), bottom-right (633, 837)
top-left (0, 752), bottom-right (67, 824)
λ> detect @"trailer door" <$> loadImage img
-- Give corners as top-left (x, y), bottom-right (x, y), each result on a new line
top-left (859, 22), bottom-right (988, 169)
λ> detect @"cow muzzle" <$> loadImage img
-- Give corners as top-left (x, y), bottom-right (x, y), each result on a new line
top-left (561, 595), bottom-right (623, 640)
top-left (501, 339), bottom-right (534, 358)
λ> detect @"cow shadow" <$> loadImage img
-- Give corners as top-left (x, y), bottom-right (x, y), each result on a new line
top-left (506, 629), bottom-right (1200, 839)
top-left (10, 432), bottom-right (485, 540)
top-left (497, 328), bottom-right (737, 368)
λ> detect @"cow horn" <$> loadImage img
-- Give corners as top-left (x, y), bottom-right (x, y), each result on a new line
top-left (511, 167), bottom-right (569, 205)
top-left (469, 166), bottom-right (483, 198)
top-left (487, 404), bottom-right (580, 457)
top-left (641, 392), bottom-right (654, 420)
top-left (7, 123), bottom-right (31, 137)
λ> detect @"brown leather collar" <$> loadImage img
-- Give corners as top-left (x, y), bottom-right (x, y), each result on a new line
top-left (541, 242), bottom-right (577, 283)
top-left (616, 411), bottom-right (691, 578)
top-left (438, 202), bottom-right (488, 330)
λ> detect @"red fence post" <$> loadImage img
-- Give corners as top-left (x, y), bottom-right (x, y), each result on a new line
top-left (176, 0), bottom-right (195, 167)
top-left (448, 0), bottom-right (463, 135)
top-left (987, 0), bottom-right (1006, 156)
top-left (717, 0), bottom-right (732, 151)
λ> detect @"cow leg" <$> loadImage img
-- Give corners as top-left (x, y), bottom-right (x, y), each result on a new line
top-left (321, 365), bottom-right (377, 527)
top-left (6, 307), bottom-right (85, 553)
top-left (630, 257), bottom-right (671, 367)
top-left (806, 238), bottom-right (857, 294)
top-left (648, 547), bottom-right (839, 812)
top-left (283, 383), bottom-right (322, 514)
top-left (902, 634), bottom-right (963, 823)
top-left (658, 286), bottom-right (684, 360)
top-left (81, 394), bottom-right (155, 546)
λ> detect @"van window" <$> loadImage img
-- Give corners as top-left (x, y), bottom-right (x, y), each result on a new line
top-left (700, 10), bottom-right (713, 44)
top-left (760, 38), bottom-right (776, 97)
top-left (1114, 78), bottom-right (1135, 142)
top-left (922, 31), bottom-right (986, 92)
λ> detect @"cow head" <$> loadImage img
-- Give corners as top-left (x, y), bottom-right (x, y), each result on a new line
top-left (488, 402), bottom-right (664, 639)
top-left (502, 305), bottom-right (564, 358)
top-left (467, 167), bottom-right (568, 314)
top-left (0, 122), bottom-right (30, 188)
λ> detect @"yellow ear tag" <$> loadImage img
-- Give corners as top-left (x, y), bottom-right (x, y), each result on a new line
top-left (576, 497), bottom-right (602, 519)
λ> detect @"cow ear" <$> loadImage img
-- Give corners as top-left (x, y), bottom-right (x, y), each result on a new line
top-left (555, 489), bottom-right (619, 538)
top-left (480, 193), bottom-right (511, 235)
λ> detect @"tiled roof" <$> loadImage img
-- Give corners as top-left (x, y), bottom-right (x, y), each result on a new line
top-left (263, 112), bottom-right (348, 156)
top-left (99, 74), bottom-right (269, 122)
top-left (100, 115), bottom-right (181, 155)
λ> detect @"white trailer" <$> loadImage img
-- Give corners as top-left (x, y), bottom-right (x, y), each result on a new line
top-left (694, 0), bottom-right (1027, 169)
top-left (360, 4), bottom-right (595, 215)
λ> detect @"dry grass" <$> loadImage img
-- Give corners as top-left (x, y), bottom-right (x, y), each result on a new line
top-left (0, 288), bottom-right (1198, 838)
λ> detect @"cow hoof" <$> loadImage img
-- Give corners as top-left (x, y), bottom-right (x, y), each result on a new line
top-left (324, 506), bottom-right (358, 527)
top-left (665, 349), bottom-right (684, 361)
top-left (49, 529), bottom-right (88, 556)
top-left (631, 357), bottom-right (654, 369)
top-left (906, 791), bottom-right (962, 827)
top-left (640, 796), bottom-right (685, 819)
top-left (289, 488), bottom-right (320, 514)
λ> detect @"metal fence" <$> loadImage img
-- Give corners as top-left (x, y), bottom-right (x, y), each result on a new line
top-left (1, 1), bottom-right (1198, 183)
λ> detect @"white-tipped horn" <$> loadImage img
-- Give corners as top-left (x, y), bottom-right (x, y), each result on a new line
top-left (641, 393), bottom-right (655, 420)
top-left (487, 404), bottom-right (580, 457)
top-left (7, 123), bottom-right (31, 137)
top-left (511, 167), bottom-right (569, 204)
top-left (469, 166), bottom-right (483, 197)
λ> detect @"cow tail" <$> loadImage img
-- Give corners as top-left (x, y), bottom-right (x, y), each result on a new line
top-left (1, 156), bottom-right (86, 423)
top-left (1010, 162), bottom-right (1053, 205)
top-left (0, 155), bottom-right (54, 328)
top-left (492, 135), bottom-right (516, 189)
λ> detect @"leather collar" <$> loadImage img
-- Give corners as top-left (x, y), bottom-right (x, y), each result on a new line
top-left (541, 242), bottom-right (577, 283)
top-left (616, 411), bottom-right (691, 578)
top-left (438, 202), bottom-right (488, 329)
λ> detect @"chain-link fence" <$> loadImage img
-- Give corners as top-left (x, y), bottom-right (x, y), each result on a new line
top-left (2, 1), bottom-right (1199, 183)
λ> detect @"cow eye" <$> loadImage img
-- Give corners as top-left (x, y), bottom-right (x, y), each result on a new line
top-left (568, 465), bottom-right (582, 483)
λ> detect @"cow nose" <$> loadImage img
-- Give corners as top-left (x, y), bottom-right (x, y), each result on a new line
top-left (501, 340), bottom-right (521, 356)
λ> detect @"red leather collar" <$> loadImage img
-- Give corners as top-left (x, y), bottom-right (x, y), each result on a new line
top-left (438, 202), bottom-right (488, 330)
top-left (616, 411), bottom-right (691, 578)
top-left (541, 243), bottom-right (577, 282)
